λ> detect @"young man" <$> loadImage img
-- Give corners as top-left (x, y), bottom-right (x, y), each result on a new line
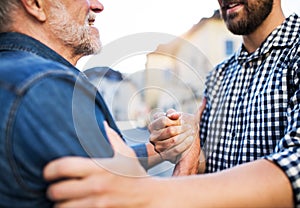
top-left (44, 0), bottom-right (299, 207)
top-left (0, 0), bottom-right (199, 207)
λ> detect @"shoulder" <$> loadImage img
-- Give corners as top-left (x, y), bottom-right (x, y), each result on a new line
top-left (206, 53), bottom-right (236, 82)
top-left (0, 50), bottom-right (82, 95)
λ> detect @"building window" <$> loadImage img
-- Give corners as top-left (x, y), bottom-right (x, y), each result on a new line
top-left (225, 40), bottom-right (234, 56)
top-left (164, 68), bottom-right (172, 81)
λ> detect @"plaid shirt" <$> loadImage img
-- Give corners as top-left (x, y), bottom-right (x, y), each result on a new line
top-left (200, 14), bottom-right (300, 205)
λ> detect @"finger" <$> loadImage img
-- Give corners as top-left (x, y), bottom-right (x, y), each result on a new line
top-left (180, 133), bottom-right (200, 160)
top-left (165, 109), bottom-right (181, 120)
top-left (47, 174), bottom-right (107, 201)
top-left (46, 159), bottom-right (146, 202)
top-left (53, 195), bottom-right (108, 208)
top-left (48, 179), bottom-right (91, 201)
top-left (103, 122), bottom-right (146, 176)
top-left (166, 111), bottom-right (182, 120)
top-left (161, 136), bottom-right (195, 163)
top-left (148, 116), bottom-right (181, 132)
top-left (103, 122), bottom-right (136, 157)
top-left (153, 127), bottom-right (194, 153)
top-left (149, 124), bottom-right (192, 143)
top-left (44, 157), bottom-right (101, 182)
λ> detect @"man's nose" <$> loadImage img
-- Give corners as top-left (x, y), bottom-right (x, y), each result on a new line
top-left (90, 0), bottom-right (104, 13)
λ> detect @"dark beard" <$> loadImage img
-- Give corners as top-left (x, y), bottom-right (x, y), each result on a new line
top-left (222, 0), bottom-right (273, 35)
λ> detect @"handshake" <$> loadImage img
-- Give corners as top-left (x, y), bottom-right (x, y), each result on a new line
top-left (43, 102), bottom-right (207, 207)
top-left (147, 108), bottom-right (203, 175)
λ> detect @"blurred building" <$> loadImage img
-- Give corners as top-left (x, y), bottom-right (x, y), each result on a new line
top-left (83, 10), bottom-right (242, 125)
top-left (145, 10), bottom-right (242, 113)
top-left (84, 67), bottom-right (147, 125)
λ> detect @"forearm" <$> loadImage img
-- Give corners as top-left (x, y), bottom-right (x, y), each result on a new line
top-left (145, 143), bottom-right (164, 169)
top-left (172, 149), bottom-right (205, 176)
top-left (148, 159), bottom-right (293, 207)
top-left (173, 136), bottom-right (201, 176)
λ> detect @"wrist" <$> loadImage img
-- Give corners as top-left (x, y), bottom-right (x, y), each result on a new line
top-left (146, 143), bottom-right (164, 169)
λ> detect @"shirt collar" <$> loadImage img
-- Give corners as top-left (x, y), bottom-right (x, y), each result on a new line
top-left (236, 13), bottom-right (300, 62)
top-left (0, 32), bottom-right (74, 69)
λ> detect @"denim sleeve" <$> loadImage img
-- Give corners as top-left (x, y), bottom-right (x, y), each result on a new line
top-left (8, 75), bottom-right (114, 199)
top-left (131, 143), bottom-right (148, 169)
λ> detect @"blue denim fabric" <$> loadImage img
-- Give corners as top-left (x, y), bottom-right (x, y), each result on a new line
top-left (0, 32), bottom-right (147, 207)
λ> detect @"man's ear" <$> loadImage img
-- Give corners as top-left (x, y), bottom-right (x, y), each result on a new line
top-left (19, 0), bottom-right (46, 22)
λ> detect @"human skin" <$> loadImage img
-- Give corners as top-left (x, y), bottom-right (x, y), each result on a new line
top-left (43, 104), bottom-right (293, 208)
top-left (148, 99), bottom-right (207, 176)
top-left (44, 142), bottom-right (293, 208)
top-left (144, 110), bottom-right (201, 172)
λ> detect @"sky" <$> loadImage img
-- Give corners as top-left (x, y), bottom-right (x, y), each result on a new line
top-left (96, 0), bottom-right (220, 45)
top-left (77, 0), bottom-right (300, 71)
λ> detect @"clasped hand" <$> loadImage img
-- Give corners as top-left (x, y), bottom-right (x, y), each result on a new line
top-left (148, 109), bottom-right (200, 175)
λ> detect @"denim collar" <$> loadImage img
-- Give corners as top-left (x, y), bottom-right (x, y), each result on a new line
top-left (0, 32), bottom-right (74, 69)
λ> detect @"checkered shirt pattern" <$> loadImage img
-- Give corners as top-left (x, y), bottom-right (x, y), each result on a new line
top-left (200, 14), bottom-right (300, 205)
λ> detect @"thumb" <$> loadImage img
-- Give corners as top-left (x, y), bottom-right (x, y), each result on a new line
top-left (103, 121), bottom-right (136, 158)
top-left (102, 121), bottom-right (147, 177)
top-left (166, 112), bottom-right (182, 121)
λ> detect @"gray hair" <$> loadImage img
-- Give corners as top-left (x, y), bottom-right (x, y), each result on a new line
top-left (0, 0), bottom-right (20, 32)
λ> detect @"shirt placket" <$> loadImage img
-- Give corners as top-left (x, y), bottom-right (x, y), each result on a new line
top-left (229, 60), bottom-right (256, 166)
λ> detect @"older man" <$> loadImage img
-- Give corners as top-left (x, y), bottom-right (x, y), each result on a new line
top-left (44, 0), bottom-right (299, 207)
top-left (0, 0), bottom-right (199, 207)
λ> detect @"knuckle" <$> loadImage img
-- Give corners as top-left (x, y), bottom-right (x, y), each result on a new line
top-left (89, 176), bottom-right (106, 194)
top-left (166, 127), bottom-right (178, 136)
top-left (149, 134), bottom-right (155, 142)
top-left (161, 117), bottom-right (168, 126)
top-left (169, 137), bottom-right (176, 146)
top-left (162, 138), bottom-right (176, 150)
top-left (91, 183), bottom-right (104, 195)
top-left (159, 141), bottom-right (172, 152)
top-left (149, 131), bottom-right (162, 143)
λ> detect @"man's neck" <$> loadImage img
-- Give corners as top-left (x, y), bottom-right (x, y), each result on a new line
top-left (242, 7), bottom-right (285, 53)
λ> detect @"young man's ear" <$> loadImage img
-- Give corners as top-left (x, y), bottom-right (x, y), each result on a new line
top-left (19, 0), bottom-right (46, 22)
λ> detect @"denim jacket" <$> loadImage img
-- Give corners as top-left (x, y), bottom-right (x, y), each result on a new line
top-left (0, 32), bottom-right (147, 207)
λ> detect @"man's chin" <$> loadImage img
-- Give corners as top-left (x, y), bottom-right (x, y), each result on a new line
top-left (92, 46), bottom-right (102, 55)
top-left (89, 26), bottom-right (100, 35)
top-left (92, 36), bottom-right (102, 53)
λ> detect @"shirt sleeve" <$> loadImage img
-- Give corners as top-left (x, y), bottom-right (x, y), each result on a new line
top-left (9, 74), bottom-right (114, 194)
top-left (263, 59), bottom-right (300, 205)
top-left (131, 143), bottom-right (148, 169)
